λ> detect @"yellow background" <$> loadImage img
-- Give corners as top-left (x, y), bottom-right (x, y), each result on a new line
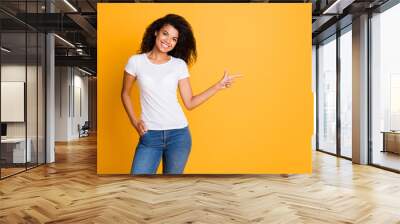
top-left (97, 3), bottom-right (313, 174)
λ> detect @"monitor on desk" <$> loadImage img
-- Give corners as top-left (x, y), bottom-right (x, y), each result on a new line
top-left (1, 123), bottom-right (7, 138)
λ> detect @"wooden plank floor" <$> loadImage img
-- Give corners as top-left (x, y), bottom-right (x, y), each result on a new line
top-left (1, 134), bottom-right (400, 224)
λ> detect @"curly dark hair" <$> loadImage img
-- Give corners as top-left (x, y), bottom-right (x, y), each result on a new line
top-left (139, 14), bottom-right (197, 66)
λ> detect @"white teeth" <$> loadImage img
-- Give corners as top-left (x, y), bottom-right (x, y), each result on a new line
top-left (161, 42), bottom-right (169, 48)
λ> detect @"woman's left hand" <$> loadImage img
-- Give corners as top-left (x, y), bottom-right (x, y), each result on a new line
top-left (216, 70), bottom-right (243, 90)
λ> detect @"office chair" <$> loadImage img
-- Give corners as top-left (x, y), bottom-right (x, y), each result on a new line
top-left (78, 121), bottom-right (90, 138)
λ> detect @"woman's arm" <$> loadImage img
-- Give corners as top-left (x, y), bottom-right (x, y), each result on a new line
top-left (121, 71), bottom-right (147, 136)
top-left (178, 70), bottom-right (242, 111)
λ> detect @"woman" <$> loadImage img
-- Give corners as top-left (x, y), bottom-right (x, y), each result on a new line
top-left (121, 14), bottom-right (242, 175)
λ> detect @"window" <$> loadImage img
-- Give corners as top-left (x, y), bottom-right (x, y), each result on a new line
top-left (317, 35), bottom-right (337, 154)
top-left (371, 2), bottom-right (400, 171)
top-left (339, 28), bottom-right (352, 158)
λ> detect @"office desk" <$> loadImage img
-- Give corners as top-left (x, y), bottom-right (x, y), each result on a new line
top-left (1, 138), bottom-right (31, 163)
top-left (381, 131), bottom-right (400, 154)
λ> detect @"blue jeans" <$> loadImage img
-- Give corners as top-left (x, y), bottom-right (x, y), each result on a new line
top-left (131, 126), bottom-right (192, 175)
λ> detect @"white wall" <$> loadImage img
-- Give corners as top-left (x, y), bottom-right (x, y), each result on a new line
top-left (55, 66), bottom-right (69, 141)
top-left (55, 67), bottom-right (89, 141)
top-left (1, 65), bottom-right (26, 135)
top-left (72, 73), bottom-right (89, 138)
top-left (1, 65), bottom-right (38, 138)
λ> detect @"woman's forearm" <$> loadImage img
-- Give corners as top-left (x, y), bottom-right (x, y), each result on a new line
top-left (189, 83), bottom-right (221, 110)
top-left (121, 93), bottom-right (139, 126)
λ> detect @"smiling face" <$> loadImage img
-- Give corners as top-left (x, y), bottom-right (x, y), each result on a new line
top-left (154, 24), bottom-right (179, 53)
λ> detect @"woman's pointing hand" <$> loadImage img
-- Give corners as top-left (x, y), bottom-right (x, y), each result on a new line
top-left (216, 70), bottom-right (243, 90)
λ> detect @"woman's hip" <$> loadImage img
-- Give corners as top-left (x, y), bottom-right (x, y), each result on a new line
top-left (138, 126), bottom-right (191, 147)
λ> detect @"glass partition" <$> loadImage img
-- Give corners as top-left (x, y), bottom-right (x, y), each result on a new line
top-left (38, 32), bottom-right (45, 165)
top-left (0, 1), bottom-right (46, 179)
top-left (27, 30), bottom-right (38, 169)
top-left (1, 30), bottom-right (28, 177)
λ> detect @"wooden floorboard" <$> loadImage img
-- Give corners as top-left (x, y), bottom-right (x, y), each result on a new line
top-left (1, 134), bottom-right (400, 223)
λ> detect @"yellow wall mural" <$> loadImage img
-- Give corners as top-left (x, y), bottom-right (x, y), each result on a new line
top-left (97, 3), bottom-right (313, 174)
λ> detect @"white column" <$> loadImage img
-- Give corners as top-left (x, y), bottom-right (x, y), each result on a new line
top-left (46, 33), bottom-right (55, 163)
top-left (45, 0), bottom-right (55, 163)
top-left (352, 14), bottom-right (369, 164)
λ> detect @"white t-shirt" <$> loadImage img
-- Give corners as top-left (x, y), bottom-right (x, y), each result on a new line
top-left (124, 53), bottom-right (190, 130)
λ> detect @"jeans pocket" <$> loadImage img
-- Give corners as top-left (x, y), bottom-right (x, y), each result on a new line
top-left (140, 131), bottom-right (150, 141)
top-left (141, 131), bottom-right (149, 137)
